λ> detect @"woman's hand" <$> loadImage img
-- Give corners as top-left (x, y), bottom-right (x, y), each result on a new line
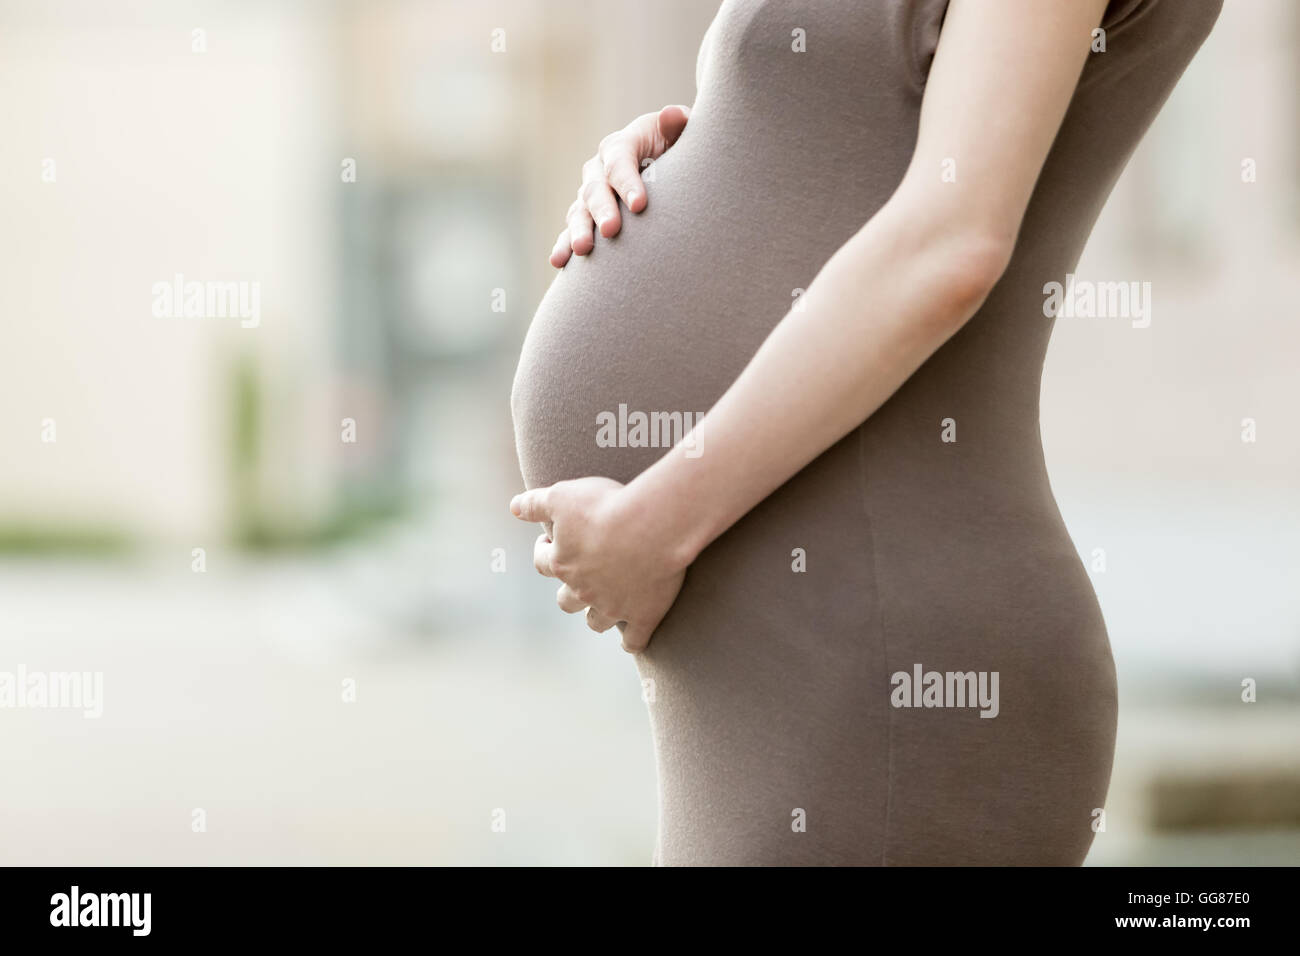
top-left (510, 477), bottom-right (688, 653)
top-left (550, 104), bottom-right (691, 269)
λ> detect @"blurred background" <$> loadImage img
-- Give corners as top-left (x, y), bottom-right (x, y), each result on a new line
top-left (0, 0), bottom-right (1295, 865)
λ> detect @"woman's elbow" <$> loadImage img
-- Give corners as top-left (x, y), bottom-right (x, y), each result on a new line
top-left (934, 231), bottom-right (1014, 322)
top-left (877, 182), bottom-right (1017, 329)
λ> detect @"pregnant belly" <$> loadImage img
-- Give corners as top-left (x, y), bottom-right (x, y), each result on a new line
top-left (513, 265), bottom-right (726, 491)
top-left (512, 161), bottom-right (801, 491)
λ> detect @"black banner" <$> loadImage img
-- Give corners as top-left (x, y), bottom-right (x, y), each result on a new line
top-left (0, 865), bottom-right (1286, 942)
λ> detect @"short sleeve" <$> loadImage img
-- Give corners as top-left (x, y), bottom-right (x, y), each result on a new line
top-left (908, 0), bottom-right (951, 88)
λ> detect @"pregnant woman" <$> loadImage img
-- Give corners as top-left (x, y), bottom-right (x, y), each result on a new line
top-left (510, 0), bottom-right (1220, 865)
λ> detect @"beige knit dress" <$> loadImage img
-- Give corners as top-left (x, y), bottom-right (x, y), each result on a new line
top-left (511, 0), bottom-right (1221, 865)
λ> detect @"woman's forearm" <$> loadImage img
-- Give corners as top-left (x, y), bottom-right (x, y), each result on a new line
top-left (623, 181), bottom-right (1012, 569)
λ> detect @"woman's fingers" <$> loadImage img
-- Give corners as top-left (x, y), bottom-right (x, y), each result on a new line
top-left (603, 104), bottom-right (691, 214)
top-left (555, 583), bottom-right (586, 614)
top-left (533, 533), bottom-right (555, 578)
top-left (585, 606), bottom-right (618, 633)
top-left (557, 589), bottom-right (621, 636)
top-left (511, 487), bottom-right (553, 523)
top-left (549, 229), bottom-right (572, 268)
top-left (655, 104), bottom-right (691, 152)
top-left (598, 133), bottom-right (646, 215)
top-left (565, 194), bottom-right (596, 257)
top-left (581, 157), bottom-right (622, 238)
top-left (550, 104), bottom-right (694, 267)
top-left (619, 619), bottom-right (654, 655)
top-left (554, 579), bottom-right (622, 633)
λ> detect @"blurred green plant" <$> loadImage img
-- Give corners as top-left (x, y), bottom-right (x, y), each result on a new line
top-left (0, 525), bottom-right (131, 556)
top-left (227, 353), bottom-right (408, 552)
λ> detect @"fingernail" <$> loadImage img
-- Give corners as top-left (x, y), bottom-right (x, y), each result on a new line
top-left (509, 496), bottom-right (520, 514)
top-left (627, 190), bottom-right (640, 207)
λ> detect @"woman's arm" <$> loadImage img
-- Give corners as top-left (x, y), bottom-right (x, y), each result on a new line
top-left (514, 0), bottom-right (1112, 651)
